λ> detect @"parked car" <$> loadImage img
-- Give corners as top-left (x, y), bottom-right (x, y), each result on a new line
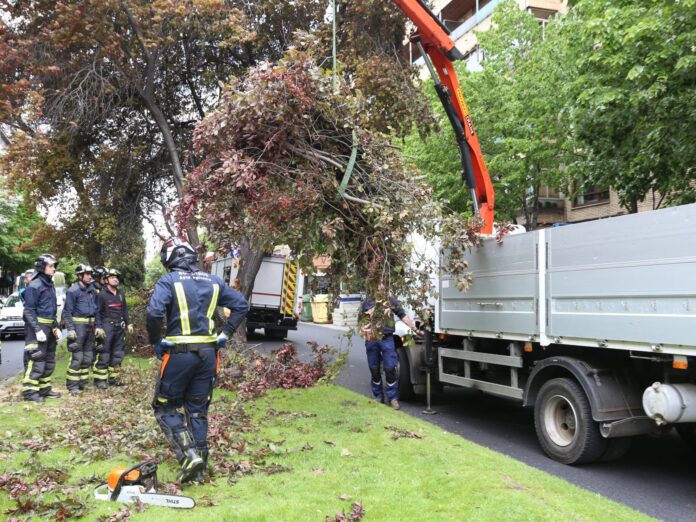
top-left (0, 292), bottom-right (24, 339)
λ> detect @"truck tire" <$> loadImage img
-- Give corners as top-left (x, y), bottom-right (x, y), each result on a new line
top-left (397, 346), bottom-right (415, 401)
top-left (534, 377), bottom-right (607, 465)
top-left (265, 328), bottom-right (288, 341)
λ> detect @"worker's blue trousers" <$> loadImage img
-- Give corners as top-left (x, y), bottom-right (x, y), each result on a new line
top-left (153, 346), bottom-right (218, 459)
top-left (365, 335), bottom-right (398, 402)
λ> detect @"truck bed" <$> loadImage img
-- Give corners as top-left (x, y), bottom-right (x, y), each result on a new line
top-left (438, 204), bottom-right (696, 354)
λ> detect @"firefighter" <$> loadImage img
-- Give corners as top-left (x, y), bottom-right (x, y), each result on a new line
top-left (91, 265), bottom-right (106, 356)
top-left (147, 237), bottom-right (248, 483)
top-left (92, 266), bottom-right (106, 292)
top-left (18, 269), bottom-right (34, 303)
top-left (94, 268), bottom-right (132, 388)
top-left (63, 264), bottom-right (98, 394)
top-left (360, 293), bottom-right (422, 410)
top-left (22, 254), bottom-right (62, 402)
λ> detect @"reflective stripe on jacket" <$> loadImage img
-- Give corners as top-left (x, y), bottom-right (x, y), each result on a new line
top-left (23, 273), bottom-right (57, 332)
top-left (146, 270), bottom-right (249, 345)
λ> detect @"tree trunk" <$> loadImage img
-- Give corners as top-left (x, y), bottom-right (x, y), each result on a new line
top-left (140, 91), bottom-right (200, 246)
top-left (232, 236), bottom-right (266, 342)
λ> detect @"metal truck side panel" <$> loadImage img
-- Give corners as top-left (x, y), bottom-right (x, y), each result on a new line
top-left (546, 204), bottom-right (696, 348)
top-left (440, 231), bottom-right (539, 336)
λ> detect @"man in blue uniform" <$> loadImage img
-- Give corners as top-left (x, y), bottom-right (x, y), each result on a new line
top-left (22, 254), bottom-right (62, 402)
top-left (64, 264), bottom-right (98, 394)
top-left (360, 294), bottom-right (422, 410)
top-left (147, 237), bottom-right (248, 483)
top-left (95, 268), bottom-right (132, 388)
top-left (18, 270), bottom-right (34, 304)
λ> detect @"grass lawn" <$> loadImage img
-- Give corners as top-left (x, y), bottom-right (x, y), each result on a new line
top-left (0, 350), bottom-right (652, 521)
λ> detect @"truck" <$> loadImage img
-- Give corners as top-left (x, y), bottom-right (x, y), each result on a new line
top-left (396, 204), bottom-right (696, 464)
top-left (210, 254), bottom-right (303, 340)
top-left (384, 0), bottom-right (696, 465)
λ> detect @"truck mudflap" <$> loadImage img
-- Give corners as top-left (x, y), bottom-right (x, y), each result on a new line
top-left (524, 356), bottom-right (645, 423)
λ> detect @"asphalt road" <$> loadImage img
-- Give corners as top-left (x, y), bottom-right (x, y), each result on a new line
top-left (2, 325), bottom-right (695, 520)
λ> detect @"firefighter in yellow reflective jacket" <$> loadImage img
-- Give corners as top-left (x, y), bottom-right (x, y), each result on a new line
top-left (22, 254), bottom-right (62, 402)
top-left (147, 237), bottom-right (248, 483)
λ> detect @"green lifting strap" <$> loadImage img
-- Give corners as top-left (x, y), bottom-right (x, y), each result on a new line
top-left (337, 130), bottom-right (358, 199)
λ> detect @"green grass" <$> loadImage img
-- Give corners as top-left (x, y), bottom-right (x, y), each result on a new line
top-left (0, 355), bottom-right (652, 522)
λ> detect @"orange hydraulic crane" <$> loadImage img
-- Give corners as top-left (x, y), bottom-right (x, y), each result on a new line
top-left (392, 0), bottom-right (495, 234)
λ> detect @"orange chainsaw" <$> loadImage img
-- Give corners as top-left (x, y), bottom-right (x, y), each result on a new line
top-left (94, 461), bottom-right (195, 509)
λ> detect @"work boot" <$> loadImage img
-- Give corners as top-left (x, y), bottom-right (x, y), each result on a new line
top-left (69, 389), bottom-right (82, 396)
top-left (191, 444), bottom-right (209, 482)
top-left (95, 380), bottom-right (108, 390)
top-left (108, 380), bottom-right (124, 387)
top-left (390, 399), bottom-right (400, 410)
top-left (24, 394), bottom-right (45, 403)
top-left (174, 432), bottom-right (204, 483)
top-left (42, 390), bottom-right (61, 399)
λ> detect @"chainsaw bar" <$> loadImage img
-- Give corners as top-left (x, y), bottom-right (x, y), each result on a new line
top-left (94, 484), bottom-right (196, 509)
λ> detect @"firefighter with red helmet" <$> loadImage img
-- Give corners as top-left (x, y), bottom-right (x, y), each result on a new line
top-left (147, 237), bottom-right (248, 483)
top-left (94, 268), bottom-right (132, 388)
top-left (63, 264), bottom-right (98, 394)
top-left (21, 254), bottom-right (62, 402)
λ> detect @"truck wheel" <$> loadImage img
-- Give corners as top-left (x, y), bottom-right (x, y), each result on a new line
top-left (265, 328), bottom-right (288, 341)
top-left (676, 423), bottom-right (696, 451)
top-left (397, 346), bottom-right (415, 401)
top-left (534, 377), bottom-right (607, 465)
top-left (598, 437), bottom-right (632, 462)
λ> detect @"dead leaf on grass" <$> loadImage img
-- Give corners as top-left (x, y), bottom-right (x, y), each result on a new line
top-left (312, 467), bottom-right (325, 475)
top-left (324, 440), bottom-right (336, 447)
top-left (197, 495), bottom-right (220, 507)
top-left (340, 448), bottom-right (353, 457)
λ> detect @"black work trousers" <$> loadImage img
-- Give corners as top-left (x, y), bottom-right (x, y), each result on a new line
top-left (94, 321), bottom-right (125, 384)
top-left (66, 322), bottom-right (95, 390)
top-left (22, 323), bottom-right (57, 399)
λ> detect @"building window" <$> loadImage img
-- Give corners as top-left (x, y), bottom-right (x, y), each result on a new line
top-left (573, 185), bottom-right (610, 207)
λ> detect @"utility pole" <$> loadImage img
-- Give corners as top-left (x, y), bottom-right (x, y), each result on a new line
top-left (332, 0), bottom-right (337, 92)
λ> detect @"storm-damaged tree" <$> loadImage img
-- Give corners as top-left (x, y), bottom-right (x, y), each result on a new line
top-left (178, 52), bottom-right (480, 315)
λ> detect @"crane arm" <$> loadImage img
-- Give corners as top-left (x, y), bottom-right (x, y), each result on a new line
top-left (392, 0), bottom-right (495, 234)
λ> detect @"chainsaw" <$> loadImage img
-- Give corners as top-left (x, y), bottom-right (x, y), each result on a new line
top-left (94, 460), bottom-right (195, 509)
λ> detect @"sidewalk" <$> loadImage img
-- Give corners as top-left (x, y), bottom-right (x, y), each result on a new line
top-left (298, 320), bottom-right (352, 333)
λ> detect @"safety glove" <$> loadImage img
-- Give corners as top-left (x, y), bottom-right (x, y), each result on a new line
top-left (216, 332), bottom-right (229, 348)
top-left (95, 328), bottom-right (106, 339)
top-left (36, 330), bottom-right (47, 343)
top-left (127, 324), bottom-right (134, 335)
top-left (154, 339), bottom-right (175, 360)
top-left (67, 329), bottom-right (77, 341)
top-left (52, 328), bottom-right (62, 340)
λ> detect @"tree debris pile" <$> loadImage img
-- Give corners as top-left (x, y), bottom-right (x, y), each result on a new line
top-left (179, 51), bottom-right (480, 310)
top-left (218, 341), bottom-right (347, 399)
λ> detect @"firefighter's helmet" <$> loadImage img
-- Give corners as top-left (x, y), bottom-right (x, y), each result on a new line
top-left (75, 263), bottom-right (93, 276)
top-left (34, 254), bottom-right (58, 273)
top-left (160, 237), bottom-right (198, 271)
top-left (105, 268), bottom-right (121, 282)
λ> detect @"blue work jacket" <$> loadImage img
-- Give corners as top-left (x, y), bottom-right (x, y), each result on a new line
top-left (23, 273), bottom-right (57, 331)
top-left (361, 295), bottom-right (407, 336)
top-left (63, 282), bottom-right (97, 329)
top-left (147, 269), bottom-right (249, 345)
